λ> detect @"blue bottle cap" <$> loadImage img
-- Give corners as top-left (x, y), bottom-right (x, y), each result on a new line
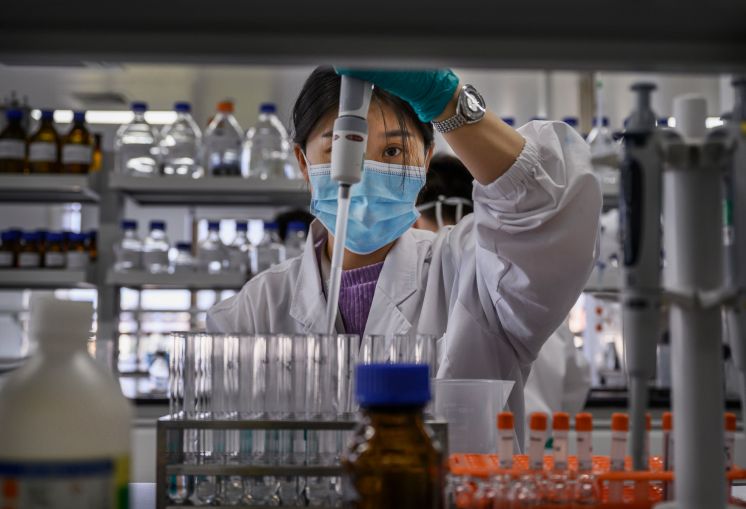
top-left (22, 232), bottom-right (39, 242)
top-left (356, 364), bottom-right (431, 407)
top-left (207, 220), bottom-right (221, 230)
top-left (657, 117), bottom-right (670, 127)
top-left (5, 109), bottom-right (22, 121)
top-left (35, 229), bottom-right (49, 236)
top-left (131, 102), bottom-right (148, 113)
top-left (40, 109), bottom-right (55, 121)
top-left (264, 221), bottom-right (279, 231)
top-left (73, 111), bottom-right (86, 123)
top-left (235, 221), bottom-right (248, 231)
top-left (46, 232), bottom-right (64, 243)
top-left (562, 116), bottom-right (579, 127)
top-left (287, 221), bottom-right (306, 232)
top-left (176, 242), bottom-right (192, 250)
top-left (69, 233), bottom-right (86, 242)
top-left (501, 117), bottom-right (515, 126)
top-left (592, 116), bottom-right (610, 127)
top-left (2, 230), bottom-right (20, 242)
top-left (149, 220), bottom-right (166, 231)
top-left (174, 102), bottom-right (191, 113)
top-left (121, 220), bottom-right (138, 230)
top-left (260, 103), bottom-right (277, 114)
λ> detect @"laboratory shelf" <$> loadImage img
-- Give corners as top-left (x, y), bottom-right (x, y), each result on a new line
top-left (0, 174), bottom-right (99, 203)
top-left (0, 268), bottom-right (95, 289)
top-left (108, 174), bottom-right (310, 207)
top-left (106, 269), bottom-right (246, 290)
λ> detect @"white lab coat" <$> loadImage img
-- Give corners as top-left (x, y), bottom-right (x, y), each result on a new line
top-left (207, 121), bottom-right (602, 445)
top-left (524, 320), bottom-right (592, 421)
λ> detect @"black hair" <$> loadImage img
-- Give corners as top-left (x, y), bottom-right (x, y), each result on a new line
top-left (292, 66), bottom-right (434, 166)
top-left (416, 153), bottom-right (474, 224)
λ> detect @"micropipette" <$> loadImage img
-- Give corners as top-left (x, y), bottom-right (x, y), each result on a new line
top-left (325, 76), bottom-right (373, 334)
top-left (619, 82), bottom-right (662, 471)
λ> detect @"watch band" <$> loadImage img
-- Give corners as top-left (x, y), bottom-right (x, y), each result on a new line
top-left (432, 114), bottom-right (467, 134)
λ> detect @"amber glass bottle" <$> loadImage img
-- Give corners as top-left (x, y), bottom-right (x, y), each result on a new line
top-left (61, 111), bottom-right (93, 174)
top-left (0, 109), bottom-right (27, 173)
top-left (27, 109), bottom-right (60, 173)
top-left (342, 364), bottom-right (444, 509)
top-left (90, 133), bottom-right (103, 172)
top-left (18, 232), bottom-right (41, 269)
top-left (86, 230), bottom-right (97, 262)
top-left (44, 232), bottom-right (66, 269)
top-left (0, 230), bottom-right (22, 268)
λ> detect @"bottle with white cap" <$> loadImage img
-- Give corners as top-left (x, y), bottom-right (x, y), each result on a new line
top-left (0, 295), bottom-right (132, 508)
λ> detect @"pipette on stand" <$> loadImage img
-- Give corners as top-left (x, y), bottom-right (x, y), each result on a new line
top-left (620, 82), bottom-right (663, 471)
top-left (325, 76), bottom-right (373, 334)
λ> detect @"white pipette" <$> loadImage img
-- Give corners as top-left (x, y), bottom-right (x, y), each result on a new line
top-left (325, 76), bottom-right (373, 334)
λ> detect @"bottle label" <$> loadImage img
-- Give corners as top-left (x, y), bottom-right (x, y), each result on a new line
top-left (0, 251), bottom-right (13, 267)
top-left (18, 252), bottom-right (40, 268)
top-left (28, 141), bottom-right (57, 162)
top-left (45, 251), bottom-right (66, 268)
top-left (0, 456), bottom-right (129, 509)
top-left (0, 139), bottom-right (25, 160)
top-left (115, 250), bottom-right (141, 271)
top-left (66, 251), bottom-right (89, 270)
top-left (62, 144), bottom-right (92, 164)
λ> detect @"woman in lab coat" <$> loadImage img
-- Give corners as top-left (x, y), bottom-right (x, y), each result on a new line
top-left (208, 67), bottom-right (601, 443)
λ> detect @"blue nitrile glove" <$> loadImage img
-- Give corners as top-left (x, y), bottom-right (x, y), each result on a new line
top-left (336, 68), bottom-right (459, 123)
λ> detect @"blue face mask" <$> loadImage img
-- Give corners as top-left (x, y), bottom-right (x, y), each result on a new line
top-left (308, 159), bottom-right (426, 255)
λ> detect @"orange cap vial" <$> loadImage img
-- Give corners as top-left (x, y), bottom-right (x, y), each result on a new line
top-left (530, 412), bottom-right (548, 432)
top-left (497, 411), bottom-right (514, 431)
top-left (575, 412), bottom-right (593, 432)
top-left (611, 413), bottom-right (629, 432)
top-left (553, 412), bottom-right (570, 431)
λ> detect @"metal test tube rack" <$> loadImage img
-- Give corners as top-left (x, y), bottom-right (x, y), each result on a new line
top-left (156, 416), bottom-right (449, 509)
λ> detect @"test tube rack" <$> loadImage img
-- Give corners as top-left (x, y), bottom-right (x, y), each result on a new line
top-left (156, 415), bottom-right (449, 508)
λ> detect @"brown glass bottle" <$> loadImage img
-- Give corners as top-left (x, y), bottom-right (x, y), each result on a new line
top-left (0, 230), bottom-right (22, 268)
top-left (43, 232), bottom-right (66, 269)
top-left (27, 110), bottom-right (60, 173)
top-left (61, 111), bottom-right (93, 174)
top-left (18, 232), bottom-right (41, 269)
top-left (0, 109), bottom-right (27, 173)
top-left (342, 364), bottom-right (444, 509)
top-left (90, 133), bottom-right (103, 172)
top-left (86, 230), bottom-right (97, 262)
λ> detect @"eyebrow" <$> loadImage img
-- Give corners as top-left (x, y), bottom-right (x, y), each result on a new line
top-left (320, 129), bottom-right (412, 139)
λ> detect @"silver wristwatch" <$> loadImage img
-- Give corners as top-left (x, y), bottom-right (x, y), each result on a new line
top-left (431, 84), bottom-right (487, 133)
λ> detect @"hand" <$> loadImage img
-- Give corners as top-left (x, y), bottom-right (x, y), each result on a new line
top-left (336, 68), bottom-right (459, 123)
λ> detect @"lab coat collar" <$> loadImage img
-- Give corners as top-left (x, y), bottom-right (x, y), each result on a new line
top-left (289, 220), bottom-right (328, 333)
top-left (289, 219), bottom-right (419, 336)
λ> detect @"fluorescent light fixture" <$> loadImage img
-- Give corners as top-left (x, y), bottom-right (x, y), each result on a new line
top-left (666, 116), bottom-right (724, 129)
top-left (31, 109), bottom-right (177, 125)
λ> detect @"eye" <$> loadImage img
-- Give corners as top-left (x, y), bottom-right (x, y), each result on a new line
top-left (383, 146), bottom-right (402, 158)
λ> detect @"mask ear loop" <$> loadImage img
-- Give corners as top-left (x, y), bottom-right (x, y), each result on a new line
top-left (435, 195), bottom-right (445, 230)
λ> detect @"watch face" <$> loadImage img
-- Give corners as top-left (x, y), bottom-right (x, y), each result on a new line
top-left (459, 85), bottom-right (486, 122)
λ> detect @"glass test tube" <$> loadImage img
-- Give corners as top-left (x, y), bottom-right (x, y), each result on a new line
top-left (497, 412), bottom-right (514, 470)
top-left (609, 412), bottom-right (628, 503)
top-left (528, 412), bottom-right (548, 471)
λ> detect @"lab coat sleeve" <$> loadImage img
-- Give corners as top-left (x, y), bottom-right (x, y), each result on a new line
top-left (472, 120), bottom-right (602, 366)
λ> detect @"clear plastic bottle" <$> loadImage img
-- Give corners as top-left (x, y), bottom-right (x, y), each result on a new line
top-left (227, 220), bottom-right (251, 276)
top-left (114, 219), bottom-right (142, 272)
top-left (250, 221), bottom-right (285, 275)
top-left (142, 220), bottom-right (171, 274)
top-left (160, 101), bottom-right (202, 178)
top-left (198, 221), bottom-right (228, 274)
top-left (342, 363), bottom-right (444, 508)
top-left (204, 101), bottom-right (243, 177)
top-left (171, 242), bottom-right (196, 274)
top-left (284, 221), bottom-right (307, 260)
top-left (0, 295), bottom-right (132, 508)
top-left (115, 102), bottom-right (159, 176)
top-left (241, 103), bottom-right (292, 179)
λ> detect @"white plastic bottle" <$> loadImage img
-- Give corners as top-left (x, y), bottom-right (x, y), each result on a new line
top-left (198, 221), bottom-right (228, 274)
top-left (160, 101), bottom-right (203, 178)
top-left (284, 221), bottom-right (307, 260)
top-left (227, 220), bottom-right (251, 276)
top-left (142, 220), bottom-right (171, 274)
top-left (241, 103), bottom-right (292, 179)
top-left (204, 101), bottom-right (243, 177)
top-left (0, 295), bottom-right (132, 508)
top-left (250, 221), bottom-right (286, 275)
top-left (114, 220), bottom-right (142, 272)
top-left (115, 101), bottom-right (159, 176)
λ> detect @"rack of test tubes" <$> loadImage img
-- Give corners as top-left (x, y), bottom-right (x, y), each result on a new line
top-left (159, 332), bottom-right (447, 508)
top-left (447, 411), bottom-right (746, 509)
